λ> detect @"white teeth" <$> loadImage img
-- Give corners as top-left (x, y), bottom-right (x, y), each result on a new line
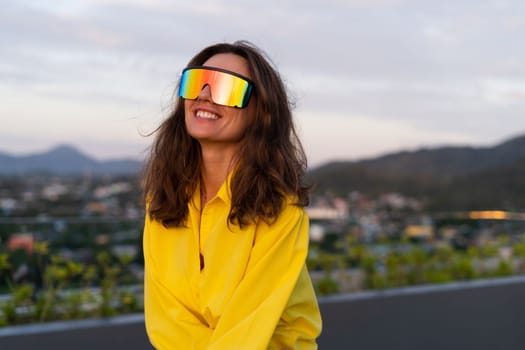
top-left (196, 110), bottom-right (219, 120)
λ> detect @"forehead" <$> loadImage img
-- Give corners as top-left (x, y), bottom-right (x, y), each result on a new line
top-left (202, 53), bottom-right (252, 80)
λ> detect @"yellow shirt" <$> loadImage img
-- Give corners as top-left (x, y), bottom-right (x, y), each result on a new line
top-left (143, 177), bottom-right (322, 349)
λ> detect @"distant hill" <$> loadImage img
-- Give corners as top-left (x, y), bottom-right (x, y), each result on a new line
top-left (2, 134), bottom-right (525, 211)
top-left (0, 144), bottom-right (143, 175)
top-left (308, 133), bottom-right (525, 211)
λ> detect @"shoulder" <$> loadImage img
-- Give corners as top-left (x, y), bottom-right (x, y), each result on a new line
top-left (258, 197), bottom-right (308, 234)
top-left (281, 197), bottom-right (306, 219)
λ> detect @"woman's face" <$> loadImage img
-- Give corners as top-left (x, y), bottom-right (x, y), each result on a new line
top-left (184, 53), bottom-right (256, 151)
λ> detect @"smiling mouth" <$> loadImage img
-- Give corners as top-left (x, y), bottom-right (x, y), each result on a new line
top-left (195, 110), bottom-right (219, 120)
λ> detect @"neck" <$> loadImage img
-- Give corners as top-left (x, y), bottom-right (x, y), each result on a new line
top-left (200, 144), bottom-right (238, 206)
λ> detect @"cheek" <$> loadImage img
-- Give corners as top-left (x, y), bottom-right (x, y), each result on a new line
top-left (184, 100), bottom-right (191, 116)
top-left (184, 100), bottom-right (193, 126)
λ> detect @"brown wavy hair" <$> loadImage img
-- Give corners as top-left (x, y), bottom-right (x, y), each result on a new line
top-left (143, 40), bottom-right (309, 227)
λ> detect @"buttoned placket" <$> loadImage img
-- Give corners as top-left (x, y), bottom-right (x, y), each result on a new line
top-left (198, 193), bottom-right (218, 274)
top-left (199, 204), bottom-right (208, 272)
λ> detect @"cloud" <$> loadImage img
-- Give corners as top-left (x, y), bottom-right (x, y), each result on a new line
top-left (1, 0), bottom-right (525, 163)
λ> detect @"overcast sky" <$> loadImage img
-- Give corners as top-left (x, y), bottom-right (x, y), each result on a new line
top-left (2, 0), bottom-right (525, 167)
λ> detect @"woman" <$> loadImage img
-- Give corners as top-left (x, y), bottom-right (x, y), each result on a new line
top-left (142, 40), bottom-right (322, 349)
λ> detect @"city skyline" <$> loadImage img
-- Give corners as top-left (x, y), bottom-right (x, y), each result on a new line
top-left (2, 0), bottom-right (525, 166)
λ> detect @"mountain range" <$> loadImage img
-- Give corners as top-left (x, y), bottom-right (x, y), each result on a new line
top-left (1, 135), bottom-right (524, 211)
top-left (0, 144), bottom-right (143, 175)
top-left (308, 133), bottom-right (525, 211)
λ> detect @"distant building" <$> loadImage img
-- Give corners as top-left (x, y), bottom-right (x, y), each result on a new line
top-left (112, 245), bottom-right (139, 259)
top-left (7, 233), bottom-right (34, 254)
top-left (41, 183), bottom-right (69, 201)
top-left (84, 202), bottom-right (110, 215)
top-left (94, 182), bottom-right (132, 199)
top-left (309, 224), bottom-right (326, 242)
top-left (404, 225), bottom-right (434, 239)
top-left (0, 197), bottom-right (17, 215)
top-left (306, 206), bottom-right (348, 221)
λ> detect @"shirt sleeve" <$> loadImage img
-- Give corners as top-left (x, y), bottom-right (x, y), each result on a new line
top-left (269, 265), bottom-right (322, 349)
top-left (206, 203), bottom-right (321, 350)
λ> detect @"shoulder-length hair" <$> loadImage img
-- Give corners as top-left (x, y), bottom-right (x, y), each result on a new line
top-left (143, 40), bottom-right (309, 227)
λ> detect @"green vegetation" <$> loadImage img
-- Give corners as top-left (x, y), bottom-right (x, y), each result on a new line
top-left (0, 242), bottom-right (141, 327)
top-left (2, 232), bottom-right (525, 325)
top-left (309, 234), bottom-right (525, 295)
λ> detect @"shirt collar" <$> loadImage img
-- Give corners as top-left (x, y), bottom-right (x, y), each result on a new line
top-left (192, 170), bottom-right (234, 210)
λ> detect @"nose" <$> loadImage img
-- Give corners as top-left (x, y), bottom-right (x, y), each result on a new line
top-left (196, 84), bottom-right (212, 102)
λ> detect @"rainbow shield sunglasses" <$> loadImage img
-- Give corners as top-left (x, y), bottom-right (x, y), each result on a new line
top-left (178, 66), bottom-right (254, 108)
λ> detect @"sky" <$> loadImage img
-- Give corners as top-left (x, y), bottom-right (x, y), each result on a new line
top-left (1, 0), bottom-right (525, 167)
